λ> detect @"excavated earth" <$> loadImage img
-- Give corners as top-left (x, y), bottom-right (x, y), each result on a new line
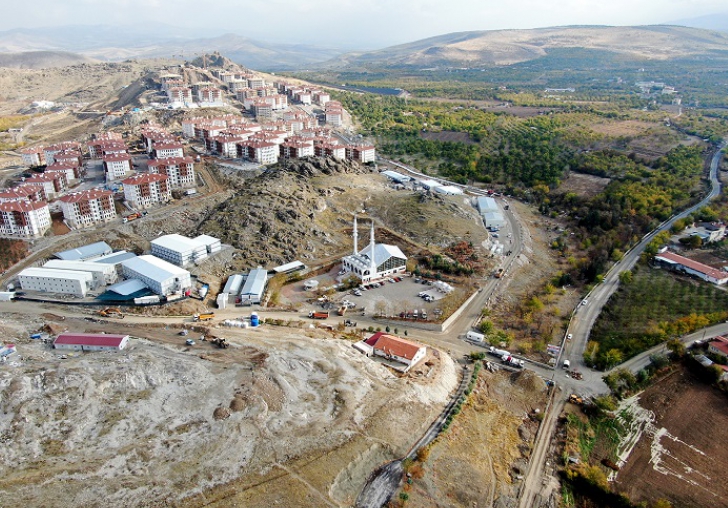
top-left (0, 313), bottom-right (458, 508)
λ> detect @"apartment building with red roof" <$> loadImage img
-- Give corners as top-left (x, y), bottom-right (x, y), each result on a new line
top-left (122, 173), bottom-right (170, 209)
top-left (21, 146), bottom-right (46, 167)
top-left (24, 172), bottom-right (67, 199)
top-left (0, 199), bottom-right (51, 238)
top-left (148, 156), bottom-right (196, 189)
top-left (102, 153), bottom-right (133, 182)
top-left (59, 189), bottom-right (116, 229)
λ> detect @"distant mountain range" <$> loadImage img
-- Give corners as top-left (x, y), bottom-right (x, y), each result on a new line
top-left (669, 13), bottom-right (728, 32)
top-left (321, 25), bottom-right (728, 69)
top-left (2, 23), bottom-right (728, 72)
top-left (0, 25), bottom-right (344, 70)
top-left (0, 50), bottom-right (93, 69)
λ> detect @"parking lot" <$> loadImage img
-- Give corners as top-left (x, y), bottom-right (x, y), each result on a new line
top-left (318, 275), bottom-right (454, 321)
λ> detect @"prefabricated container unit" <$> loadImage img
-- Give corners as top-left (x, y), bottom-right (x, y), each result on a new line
top-left (18, 267), bottom-right (93, 297)
top-left (466, 331), bottom-right (485, 343)
top-left (43, 259), bottom-right (118, 287)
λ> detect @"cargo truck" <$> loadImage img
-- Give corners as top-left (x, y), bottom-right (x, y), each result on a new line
top-left (488, 346), bottom-right (510, 358)
top-left (308, 311), bottom-right (329, 319)
top-left (193, 313), bottom-right (215, 322)
top-left (502, 354), bottom-right (525, 368)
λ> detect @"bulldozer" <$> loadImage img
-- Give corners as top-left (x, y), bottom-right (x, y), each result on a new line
top-left (97, 308), bottom-right (125, 319)
top-left (568, 394), bottom-right (583, 405)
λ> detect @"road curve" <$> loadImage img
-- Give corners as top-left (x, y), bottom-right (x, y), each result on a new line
top-left (564, 140), bottom-right (726, 393)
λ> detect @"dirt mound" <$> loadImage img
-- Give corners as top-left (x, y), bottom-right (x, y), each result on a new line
top-left (213, 406), bottom-right (231, 420)
top-left (229, 397), bottom-right (245, 412)
top-left (512, 369), bottom-right (547, 393)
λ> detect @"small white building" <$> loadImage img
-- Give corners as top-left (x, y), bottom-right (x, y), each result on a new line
top-left (358, 332), bottom-right (427, 373)
top-left (53, 333), bottom-right (130, 351)
top-left (18, 267), bottom-right (93, 296)
top-left (121, 255), bottom-right (191, 296)
top-left (194, 234), bottom-right (222, 255)
top-left (151, 234), bottom-right (209, 267)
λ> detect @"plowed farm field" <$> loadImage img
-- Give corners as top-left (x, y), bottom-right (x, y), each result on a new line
top-left (615, 369), bottom-right (728, 508)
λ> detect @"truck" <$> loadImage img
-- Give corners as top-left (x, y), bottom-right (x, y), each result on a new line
top-left (563, 359), bottom-right (571, 369)
top-left (337, 305), bottom-right (347, 316)
top-left (122, 212), bottom-right (141, 223)
top-left (193, 313), bottom-right (215, 322)
top-left (502, 354), bottom-right (525, 368)
top-left (185, 188), bottom-right (198, 196)
top-left (308, 311), bottom-right (329, 319)
top-left (466, 331), bottom-right (485, 343)
top-left (489, 346), bottom-right (510, 359)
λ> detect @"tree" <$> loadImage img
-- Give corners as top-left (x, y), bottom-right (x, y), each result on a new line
top-left (666, 338), bottom-right (685, 358)
top-left (584, 341), bottom-right (599, 366)
top-left (619, 270), bottom-right (633, 284)
top-left (479, 319), bottom-right (494, 335)
top-left (604, 348), bottom-right (624, 369)
top-left (652, 499), bottom-right (673, 508)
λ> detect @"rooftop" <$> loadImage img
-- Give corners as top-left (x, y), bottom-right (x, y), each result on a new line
top-left (655, 251), bottom-right (728, 281)
top-left (55, 241), bottom-right (112, 261)
top-left (365, 332), bottom-right (425, 361)
top-left (54, 333), bottom-right (128, 348)
top-left (122, 255), bottom-right (190, 282)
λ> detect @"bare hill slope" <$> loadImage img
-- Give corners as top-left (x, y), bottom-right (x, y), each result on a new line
top-left (325, 25), bottom-right (728, 68)
top-left (0, 51), bottom-right (94, 69)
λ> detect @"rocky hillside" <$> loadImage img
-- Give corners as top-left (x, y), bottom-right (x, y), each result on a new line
top-left (323, 25), bottom-right (728, 68)
top-left (0, 51), bottom-right (94, 69)
top-left (198, 157), bottom-right (489, 269)
top-left (199, 157), bottom-right (376, 266)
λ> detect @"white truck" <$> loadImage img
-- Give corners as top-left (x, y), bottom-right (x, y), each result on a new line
top-left (502, 354), bottom-right (525, 368)
top-left (489, 346), bottom-right (510, 358)
top-left (563, 359), bottom-right (571, 369)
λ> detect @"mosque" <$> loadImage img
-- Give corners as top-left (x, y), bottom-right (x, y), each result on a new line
top-left (341, 217), bottom-right (407, 283)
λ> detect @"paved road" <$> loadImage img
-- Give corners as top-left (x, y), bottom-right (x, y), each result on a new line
top-left (562, 140), bottom-right (726, 395)
top-left (518, 140), bottom-right (726, 506)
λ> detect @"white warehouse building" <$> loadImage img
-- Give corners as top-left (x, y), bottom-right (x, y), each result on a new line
top-left (151, 234), bottom-right (210, 267)
top-left (43, 259), bottom-right (118, 288)
top-left (121, 255), bottom-right (191, 296)
top-left (18, 267), bottom-right (93, 297)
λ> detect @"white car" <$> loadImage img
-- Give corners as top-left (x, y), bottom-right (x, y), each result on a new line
top-left (567, 334), bottom-right (573, 340)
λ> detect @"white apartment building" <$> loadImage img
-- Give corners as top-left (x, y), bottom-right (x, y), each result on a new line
top-left (152, 142), bottom-right (185, 159)
top-left (280, 140), bottom-right (314, 159)
top-left (346, 144), bottom-right (376, 164)
top-left (59, 189), bottom-right (117, 229)
top-left (21, 147), bottom-right (46, 167)
top-left (0, 199), bottom-right (51, 238)
top-left (122, 173), bottom-right (170, 209)
top-left (24, 172), bottom-right (67, 199)
top-left (239, 141), bottom-right (279, 165)
top-left (45, 163), bottom-right (81, 184)
top-left (147, 157), bottom-right (196, 189)
top-left (18, 267), bottom-right (93, 297)
top-left (44, 142), bottom-right (81, 166)
top-left (315, 143), bottom-right (346, 160)
top-left (103, 153), bottom-right (133, 182)
top-left (0, 185), bottom-right (46, 203)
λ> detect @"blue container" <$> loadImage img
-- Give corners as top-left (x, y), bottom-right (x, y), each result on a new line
top-left (30, 333), bottom-right (42, 339)
top-left (250, 313), bottom-right (259, 327)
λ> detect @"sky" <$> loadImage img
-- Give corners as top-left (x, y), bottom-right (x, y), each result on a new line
top-left (2, 0), bottom-right (727, 49)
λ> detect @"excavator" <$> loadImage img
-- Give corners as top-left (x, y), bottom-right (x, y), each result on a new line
top-left (97, 308), bottom-right (125, 319)
top-left (209, 337), bottom-right (229, 349)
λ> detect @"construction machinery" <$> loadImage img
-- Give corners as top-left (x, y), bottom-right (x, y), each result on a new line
top-left (337, 305), bottom-right (347, 316)
top-left (210, 337), bottom-right (229, 349)
top-left (97, 308), bottom-right (124, 319)
top-left (193, 313), bottom-right (215, 322)
top-left (568, 394), bottom-right (583, 405)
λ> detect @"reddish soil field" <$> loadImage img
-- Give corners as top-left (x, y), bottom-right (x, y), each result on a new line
top-left (615, 369), bottom-right (728, 508)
